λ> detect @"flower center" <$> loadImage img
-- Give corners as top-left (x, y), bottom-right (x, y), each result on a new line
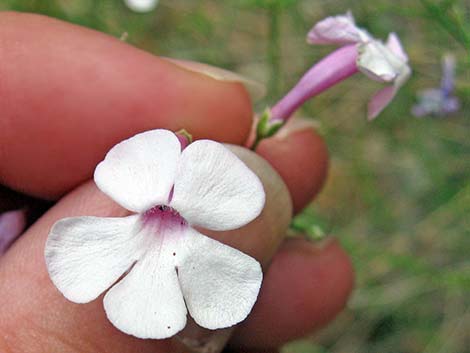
top-left (142, 205), bottom-right (187, 229)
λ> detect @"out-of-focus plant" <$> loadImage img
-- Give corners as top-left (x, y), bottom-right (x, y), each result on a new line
top-left (236, 0), bottom-right (299, 9)
top-left (236, 1), bottom-right (299, 99)
top-left (419, 0), bottom-right (470, 55)
top-left (412, 54), bottom-right (460, 117)
top-left (252, 12), bottom-right (411, 148)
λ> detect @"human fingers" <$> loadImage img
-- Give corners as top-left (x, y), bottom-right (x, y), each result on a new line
top-left (0, 147), bottom-right (291, 353)
top-left (0, 12), bottom-right (253, 200)
top-left (0, 12), bottom-right (329, 214)
top-left (230, 238), bottom-right (354, 349)
top-left (0, 150), bottom-right (349, 353)
top-left (256, 121), bottom-right (329, 213)
top-left (0, 130), bottom-right (347, 352)
top-left (204, 122), bottom-right (329, 262)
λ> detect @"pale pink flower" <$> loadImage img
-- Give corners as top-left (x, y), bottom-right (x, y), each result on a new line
top-left (270, 12), bottom-right (411, 123)
top-left (308, 12), bottom-right (411, 120)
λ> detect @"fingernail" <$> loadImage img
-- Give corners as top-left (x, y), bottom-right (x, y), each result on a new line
top-left (276, 117), bottom-right (321, 139)
top-left (164, 58), bottom-right (266, 101)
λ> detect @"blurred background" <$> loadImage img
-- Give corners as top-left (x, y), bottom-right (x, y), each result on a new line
top-left (1, 0), bottom-right (469, 352)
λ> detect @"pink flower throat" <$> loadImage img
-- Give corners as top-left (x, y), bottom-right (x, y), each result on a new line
top-left (142, 205), bottom-right (187, 228)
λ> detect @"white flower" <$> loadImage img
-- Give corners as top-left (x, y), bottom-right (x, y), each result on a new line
top-left (308, 12), bottom-right (411, 119)
top-left (124, 0), bottom-right (159, 13)
top-left (45, 129), bottom-right (265, 339)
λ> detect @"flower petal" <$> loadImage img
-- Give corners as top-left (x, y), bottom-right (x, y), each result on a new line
top-left (367, 85), bottom-right (396, 120)
top-left (441, 54), bottom-right (456, 97)
top-left (104, 240), bottom-right (187, 339)
top-left (386, 33), bottom-right (408, 62)
top-left (0, 209), bottom-right (26, 254)
top-left (45, 215), bottom-right (145, 303)
top-left (94, 129), bottom-right (181, 213)
top-left (357, 41), bottom-right (398, 83)
top-left (178, 228), bottom-right (262, 329)
top-left (124, 0), bottom-right (159, 13)
top-left (171, 140), bottom-right (265, 231)
top-left (307, 12), bottom-right (370, 45)
top-left (442, 96), bottom-right (460, 114)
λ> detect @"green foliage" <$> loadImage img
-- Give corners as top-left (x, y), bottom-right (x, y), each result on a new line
top-left (283, 340), bottom-right (329, 353)
top-left (419, 0), bottom-right (470, 52)
top-left (291, 208), bottom-right (327, 241)
top-left (253, 108), bottom-right (284, 149)
top-left (235, 0), bottom-right (299, 10)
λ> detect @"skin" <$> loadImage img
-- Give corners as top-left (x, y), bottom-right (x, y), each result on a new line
top-left (0, 12), bottom-right (354, 353)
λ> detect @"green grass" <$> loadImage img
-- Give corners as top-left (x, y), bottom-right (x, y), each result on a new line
top-left (1, 1), bottom-right (469, 352)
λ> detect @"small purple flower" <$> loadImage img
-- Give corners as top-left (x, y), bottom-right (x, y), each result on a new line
top-left (270, 12), bottom-right (411, 123)
top-left (412, 54), bottom-right (460, 117)
top-left (0, 209), bottom-right (26, 254)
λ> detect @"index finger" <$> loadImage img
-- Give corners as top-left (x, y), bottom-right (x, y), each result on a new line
top-left (0, 12), bottom-right (253, 200)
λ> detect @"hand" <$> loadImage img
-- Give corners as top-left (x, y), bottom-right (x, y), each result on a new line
top-left (0, 12), bottom-right (353, 353)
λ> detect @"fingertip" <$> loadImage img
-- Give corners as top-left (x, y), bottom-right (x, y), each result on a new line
top-left (231, 237), bottom-right (354, 349)
top-left (257, 126), bottom-right (329, 213)
top-left (0, 12), bottom-right (253, 199)
top-left (164, 58), bottom-right (266, 102)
